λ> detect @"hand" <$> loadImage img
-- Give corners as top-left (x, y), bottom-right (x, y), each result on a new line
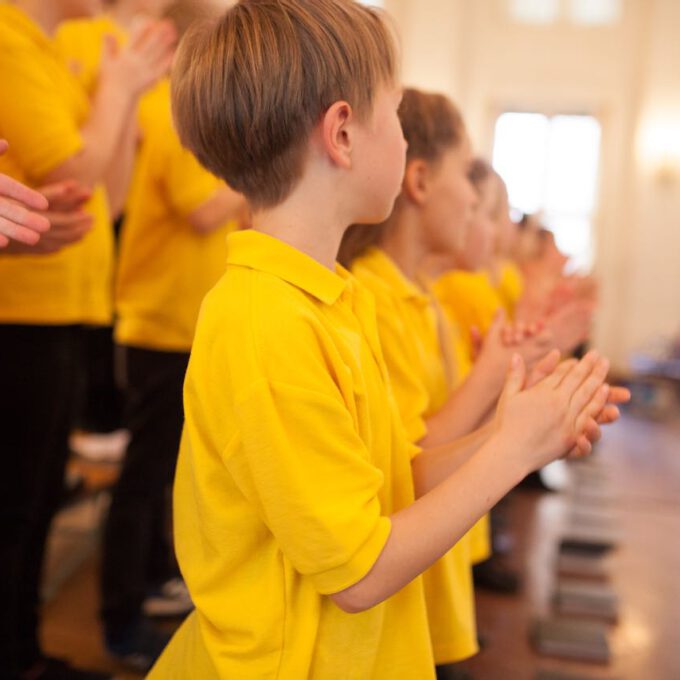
top-left (526, 350), bottom-right (631, 431)
top-left (101, 19), bottom-right (177, 98)
top-left (474, 311), bottom-right (555, 395)
top-left (494, 350), bottom-right (612, 473)
top-left (0, 140), bottom-right (50, 247)
top-left (4, 181), bottom-right (93, 255)
top-left (545, 300), bottom-right (594, 355)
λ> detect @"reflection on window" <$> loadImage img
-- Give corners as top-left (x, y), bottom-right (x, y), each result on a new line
top-left (568, 0), bottom-right (622, 25)
top-left (508, 0), bottom-right (621, 26)
top-left (509, 0), bottom-right (560, 24)
top-left (492, 112), bottom-right (602, 271)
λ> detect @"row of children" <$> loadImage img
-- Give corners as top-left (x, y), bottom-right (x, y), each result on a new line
top-left (0, 1), bottom-right (245, 678)
top-left (0, 0), bottom-right (629, 678)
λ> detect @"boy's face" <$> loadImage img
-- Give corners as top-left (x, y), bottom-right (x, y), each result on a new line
top-left (421, 139), bottom-right (478, 259)
top-left (350, 85), bottom-right (408, 223)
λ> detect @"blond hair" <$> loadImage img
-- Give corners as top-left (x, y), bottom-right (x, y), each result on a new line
top-left (339, 88), bottom-right (466, 266)
top-left (171, 0), bottom-right (398, 209)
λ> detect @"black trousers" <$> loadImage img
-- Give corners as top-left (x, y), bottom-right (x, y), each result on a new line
top-left (101, 346), bottom-right (189, 634)
top-left (0, 325), bottom-right (80, 674)
top-left (75, 325), bottom-right (124, 434)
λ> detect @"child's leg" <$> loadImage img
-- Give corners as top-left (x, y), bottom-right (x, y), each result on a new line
top-left (0, 324), bottom-right (79, 673)
top-left (101, 346), bottom-right (189, 636)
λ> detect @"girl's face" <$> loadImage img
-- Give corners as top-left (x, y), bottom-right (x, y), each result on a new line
top-left (492, 182), bottom-right (517, 257)
top-left (61, 0), bottom-right (103, 19)
top-left (420, 138), bottom-right (478, 259)
top-left (460, 176), bottom-right (497, 271)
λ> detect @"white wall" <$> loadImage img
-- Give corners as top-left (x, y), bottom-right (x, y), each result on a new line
top-left (385, 0), bottom-right (680, 371)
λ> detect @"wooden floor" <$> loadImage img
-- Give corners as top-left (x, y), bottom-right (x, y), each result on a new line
top-left (41, 411), bottom-right (680, 680)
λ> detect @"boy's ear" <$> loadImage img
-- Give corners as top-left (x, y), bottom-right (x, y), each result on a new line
top-left (320, 101), bottom-right (353, 169)
top-left (402, 159), bottom-right (429, 206)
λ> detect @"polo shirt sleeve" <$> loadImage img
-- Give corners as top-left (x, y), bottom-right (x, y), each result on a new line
top-left (373, 299), bottom-right (430, 446)
top-left (0, 46), bottom-right (83, 181)
top-left (227, 377), bottom-right (392, 596)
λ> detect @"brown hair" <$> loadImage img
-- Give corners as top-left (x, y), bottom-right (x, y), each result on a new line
top-left (170, 0), bottom-right (398, 210)
top-left (163, 0), bottom-right (216, 38)
top-left (339, 88), bottom-right (466, 266)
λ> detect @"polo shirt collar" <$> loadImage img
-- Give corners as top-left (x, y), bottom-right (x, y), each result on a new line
top-left (364, 247), bottom-right (430, 305)
top-left (226, 230), bottom-right (348, 305)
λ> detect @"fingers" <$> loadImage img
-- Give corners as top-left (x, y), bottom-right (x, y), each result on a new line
top-left (0, 173), bottom-right (49, 211)
top-left (608, 385), bottom-right (631, 405)
top-left (499, 353), bottom-right (526, 403)
top-left (525, 349), bottom-right (561, 388)
top-left (596, 404), bottom-right (620, 425)
top-left (543, 357), bottom-right (578, 388)
top-left (43, 212), bottom-right (93, 243)
top-left (39, 181), bottom-right (92, 211)
top-left (568, 364), bottom-right (610, 423)
top-left (555, 350), bottom-right (601, 392)
top-left (0, 215), bottom-right (45, 245)
top-left (0, 139), bottom-right (8, 155)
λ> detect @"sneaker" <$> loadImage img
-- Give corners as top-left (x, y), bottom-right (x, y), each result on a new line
top-left (69, 430), bottom-right (130, 464)
top-left (435, 664), bottom-right (474, 680)
top-left (473, 557), bottom-right (521, 594)
top-left (105, 618), bottom-right (171, 673)
top-left (20, 655), bottom-right (112, 680)
top-left (143, 578), bottom-right (194, 618)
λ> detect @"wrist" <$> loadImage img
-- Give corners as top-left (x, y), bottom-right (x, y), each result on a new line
top-left (483, 430), bottom-right (532, 485)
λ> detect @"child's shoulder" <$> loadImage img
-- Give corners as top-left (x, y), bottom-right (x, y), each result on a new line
top-left (198, 263), bottom-right (333, 355)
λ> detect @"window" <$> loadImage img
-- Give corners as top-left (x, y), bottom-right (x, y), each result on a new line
top-left (508, 0), bottom-right (622, 26)
top-left (492, 112), bottom-right (602, 271)
top-left (568, 0), bottom-right (622, 25)
top-left (508, 0), bottom-right (560, 24)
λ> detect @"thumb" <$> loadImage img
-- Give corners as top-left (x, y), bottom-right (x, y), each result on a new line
top-left (500, 353), bottom-right (526, 402)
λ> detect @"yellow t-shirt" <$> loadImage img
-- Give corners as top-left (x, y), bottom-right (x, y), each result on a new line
top-left (351, 248), bottom-right (478, 665)
top-left (496, 259), bottom-right (524, 320)
top-left (114, 81), bottom-right (235, 352)
top-left (433, 270), bottom-right (503, 360)
top-left (432, 270), bottom-right (500, 565)
top-left (149, 231), bottom-right (435, 679)
top-left (0, 4), bottom-right (113, 325)
top-left (56, 15), bottom-right (127, 96)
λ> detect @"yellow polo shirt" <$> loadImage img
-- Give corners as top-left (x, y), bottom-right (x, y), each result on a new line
top-left (149, 231), bottom-right (434, 679)
top-left (351, 248), bottom-right (478, 665)
top-left (56, 16), bottom-right (126, 96)
top-left (0, 4), bottom-right (113, 325)
top-left (496, 259), bottom-right (524, 320)
top-left (432, 270), bottom-right (500, 565)
top-left (433, 270), bottom-right (503, 359)
top-left (114, 81), bottom-right (235, 352)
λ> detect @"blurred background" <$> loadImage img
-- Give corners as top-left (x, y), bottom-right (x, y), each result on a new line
top-left (375, 0), bottom-right (680, 377)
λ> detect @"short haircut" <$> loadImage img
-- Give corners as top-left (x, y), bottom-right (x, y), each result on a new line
top-left (339, 88), bottom-right (466, 266)
top-left (171, 0), bottom-right (398, 209)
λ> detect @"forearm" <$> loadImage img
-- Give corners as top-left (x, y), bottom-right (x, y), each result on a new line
top-left (42, 77), bottom-right (137, 187)
top-left (422, 368), bottom-right (499, 446)
top-left (104, 109), bottom-right (139, 219)
top-left (332, 433), bottom-right (527, 613)
top-left (412, 421), bottom-right (494, 496)
top-left (188, 186), bottom-right (246, 234)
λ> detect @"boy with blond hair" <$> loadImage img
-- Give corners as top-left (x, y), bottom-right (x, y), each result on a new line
top-left (150, 1), bottom-right (618, 677)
